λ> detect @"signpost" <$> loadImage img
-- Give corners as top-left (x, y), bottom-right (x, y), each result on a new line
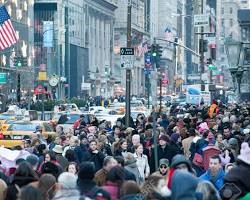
top-left (120, 47), bottom-right (134, 69)
top-left (0, 73), bottom-right (7, 84)
top-left (194, 14), bottom-right (210, 27)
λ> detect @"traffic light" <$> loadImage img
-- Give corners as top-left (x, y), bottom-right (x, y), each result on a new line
top-left (199, 39), bottom-right (208, 53)
top-left (22, 57), bottom-right (28, 67)
top-left (150, 44), bottom-right (163, 68)
top-left (13, 56), bottom-right (28, 67)
top-left (14, 56), bottom-right (23, 67)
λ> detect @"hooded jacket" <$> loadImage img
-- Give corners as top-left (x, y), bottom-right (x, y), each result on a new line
top-left (125, 161), bottom-right (142, 185)
top-left (120, 194), bottom-right (146, 200)
top-left (171, 170), bottom-right (201, 200)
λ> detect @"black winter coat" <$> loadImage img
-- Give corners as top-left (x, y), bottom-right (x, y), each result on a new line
top-left (81, 150), bottom-right (105, 172)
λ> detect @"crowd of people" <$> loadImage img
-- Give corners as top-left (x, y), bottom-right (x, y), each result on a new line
top-left (0, 100), bottom-right (249, 200)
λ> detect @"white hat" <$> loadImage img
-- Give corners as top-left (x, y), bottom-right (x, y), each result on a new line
top-left (243, 129), bottom-right (250, 135)
top-left (52, 145), bottom-right (63, 154)
top-left (238, 142), bottom-right (250, 165)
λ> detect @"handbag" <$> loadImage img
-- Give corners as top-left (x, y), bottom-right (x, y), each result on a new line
top-left (192, 153), bottom-right (203, 168)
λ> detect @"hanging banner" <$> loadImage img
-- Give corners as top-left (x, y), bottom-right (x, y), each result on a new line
top-left (43, 21), bottom-right (53, 47)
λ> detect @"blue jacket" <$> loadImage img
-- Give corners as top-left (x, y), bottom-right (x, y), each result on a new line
top-left (200, 168), bottom-right (225, 190)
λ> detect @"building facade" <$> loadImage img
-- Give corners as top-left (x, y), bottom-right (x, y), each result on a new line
top-left (0, 0), bottom-right (34, 100)
top-left (216, 0), bottom-right (241, 89)
top-left (114, 0), bottom-right (147, 97)
top-left (34, 0), bottom-right (117, 98)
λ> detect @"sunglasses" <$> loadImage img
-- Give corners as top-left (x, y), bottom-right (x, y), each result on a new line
top-left (160, 165), bottom-right (168, 169)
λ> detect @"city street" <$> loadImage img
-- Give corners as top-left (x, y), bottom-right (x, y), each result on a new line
top-left (0, 0), bottom-right (250, 200)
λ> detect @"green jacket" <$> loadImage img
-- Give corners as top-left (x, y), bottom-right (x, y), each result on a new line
top-left (238, 193), bottom-right (250, 200)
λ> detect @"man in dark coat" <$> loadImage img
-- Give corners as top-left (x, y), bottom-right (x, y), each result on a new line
top-left (81, 140), bottom-right (105, 172)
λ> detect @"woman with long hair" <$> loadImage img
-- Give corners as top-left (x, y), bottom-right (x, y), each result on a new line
top-left (114, 138), bottom-right (128, 157)
top-left (102, 166), bottom-right (125, 200)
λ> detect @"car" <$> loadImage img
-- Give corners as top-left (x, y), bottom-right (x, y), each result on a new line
top-left (0, 121), bottom-right (56, 148)
top-left (57, 113), bottom-right (92, 133)
top-left (88, 106), bottom-right (106, 114)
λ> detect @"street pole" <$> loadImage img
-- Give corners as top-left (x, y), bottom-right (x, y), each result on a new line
top-left (200, 0), bottom-right (205, 84)
top-left (152, 38), bottom-right (158, 170)
top-left (159, 74), bottom-right (162, 115)
top-left (125, 0), bottom-right (132, 128)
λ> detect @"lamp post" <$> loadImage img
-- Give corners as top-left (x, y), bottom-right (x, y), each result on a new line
top-left (224, 39), bottom-right (243, 102)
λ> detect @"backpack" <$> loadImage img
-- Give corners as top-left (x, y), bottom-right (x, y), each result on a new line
top-left (81, 186), bottom-right (108, 200)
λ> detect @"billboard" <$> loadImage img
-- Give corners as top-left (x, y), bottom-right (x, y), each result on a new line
top-left (186, 84), bottom-right (211, 105)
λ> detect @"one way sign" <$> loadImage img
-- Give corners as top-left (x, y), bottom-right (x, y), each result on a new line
top-left (120, 47), bottom-right (134, 69)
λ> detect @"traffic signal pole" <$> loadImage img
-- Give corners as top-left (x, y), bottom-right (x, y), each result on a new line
top-left (125, 1), bottom-right (132, 128)
top-left (200, 0), bottom-right (205, 84)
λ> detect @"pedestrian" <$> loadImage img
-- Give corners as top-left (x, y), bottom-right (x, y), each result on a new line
top-left (53, 172), bottom-right (81, 200)
top-left (81, 140), bottom-right (105, 172)
top-left (94, 156), bottom-right (118, 186)
top-left (18, 185), bottom-right (42, 200)
top-left (114, 156), bottom-right (136, 182)
top-left (182, 128), bottom-right (196, 158)
top-left (37, 173), bottom-right (57, 200)
top-left (114, 138), bottom-right (128, 157)
top-left (124, 153), bottom-right (142, 185)
top-left (200, 155), bottom-right (225, 190)
top-left (64, 149), bottom-right (77, 163)
top-left (66, 162), bottom-right (78, 175)
top-left (102, 166), bottom-right (125, 200)
top-left (52, 145), bottom-right (69, 170)
top-left (196, 181), bottom-right (221, 200)
top-left (0, 178), bottom-right (7, 200)
top-left (26, 154), bottom-right (39, 172)
top-left (152, 158), bottom-right (169, 177)
top-left (74, 134), bottom-right (89, 163)
top-left (141, 175), bottom-right (171, 200)
top-left (171, 170), bottom-right (201, 200)
top-left (120, 181), bottom-right (145, 200)
top-left (77, 161), bottom-right (111, 200)
top-left (133, 143), bottom-right (150, 181)
top-left (5, 162), bottom-right (38, 200)
top-left (222, 141), bottom-right (250, 199)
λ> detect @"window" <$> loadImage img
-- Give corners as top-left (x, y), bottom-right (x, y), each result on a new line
top-left (221, 18), bottom-right (225, 27)
top-left (230, 19), bottom-right (233, 26)
top-left (221, 8), bottom-right (224, 14)
top-left (230, 7), bottom-right (233, 14)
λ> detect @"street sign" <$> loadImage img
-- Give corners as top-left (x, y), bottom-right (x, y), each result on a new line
top-left (38, 72), bottom-right (47, 81)
top-left (187, 74), bottom-right (200, 80)
top-left (208, 64), bottom-right (217, 71)
top-left (0, 73), bottom-right (7, 84)
top-left (81, 83), bottom-right (91, 90)
top-left (162, 79), bottom-right (168, 85)
top-left (120, 47), bottom-right (134, 69)
top-left (194, 14), bottom-right (210, 27)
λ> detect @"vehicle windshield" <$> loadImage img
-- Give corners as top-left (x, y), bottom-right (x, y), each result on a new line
top-left (7, 123), bottom-right (38, 131)
top-left (58, 114), bottom-right (80, 124)
top-left (131, 101), bottom-right (144, 107)
top-left (0, 114), bottom-right (15, 120)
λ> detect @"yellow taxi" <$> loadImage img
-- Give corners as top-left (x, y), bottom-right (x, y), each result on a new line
top-left (0, 121), bottom-right (57, 148)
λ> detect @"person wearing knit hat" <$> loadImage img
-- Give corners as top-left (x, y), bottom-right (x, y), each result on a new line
top-left (77, 162), bottom-right (111, 200)
top-left (152, 159), bottom-right (169, 177)
top-left (222, 141), bottom-right (250, 199)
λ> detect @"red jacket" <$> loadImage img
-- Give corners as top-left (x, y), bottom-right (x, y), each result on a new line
top-left (102, 181), bottom-right (119, 200)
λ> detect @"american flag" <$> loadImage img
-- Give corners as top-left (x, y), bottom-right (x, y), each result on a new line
top-left (0, 6), bottom-right (18, 50)
top-left (164, 27), bottom-right (173, 42)
top-left (137, 42), bottom-right (148, 57)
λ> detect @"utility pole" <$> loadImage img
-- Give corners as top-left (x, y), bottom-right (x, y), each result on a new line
top-left (200, 0), bottom-right (205, 84)
top-left (152, 38), bottom-right (158, 170)
top-left (125, 0), bottom-right (132, 128)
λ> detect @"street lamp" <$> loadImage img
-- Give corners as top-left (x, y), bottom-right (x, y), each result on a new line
top-left (224, 38), bottom-right (244, 101)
